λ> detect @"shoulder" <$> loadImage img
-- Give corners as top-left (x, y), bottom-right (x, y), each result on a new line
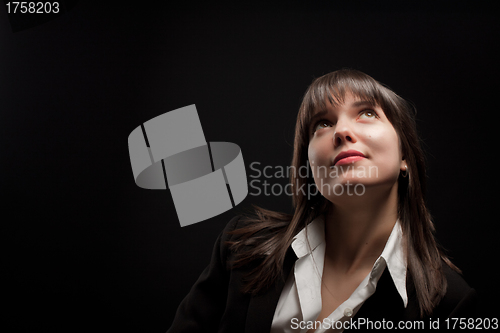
top-left (217, 214), bottom-right (260, 259)
top-left (221, 210), bottom-right (292, 242)
top-left (433, 261), bottom-right (478, 318)
top-left (442, 263), bottom-right (473, 298)
top-left (216, 215), bottom-right (245, 256)
top-left (222, 214), bottom-right (245, 238)
top-left (220, 214), bottom-right (260, 244)
top-left (219, 211), bottom-right (292, 267)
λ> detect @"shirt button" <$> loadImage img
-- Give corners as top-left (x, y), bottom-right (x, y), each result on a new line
top-left (344, 307), bottom-right (353, 317)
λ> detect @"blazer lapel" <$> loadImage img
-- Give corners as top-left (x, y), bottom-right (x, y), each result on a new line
top-left (349, 266), bottom-right (422, 330)
top-left (245, 247), bottom-right (297, 333)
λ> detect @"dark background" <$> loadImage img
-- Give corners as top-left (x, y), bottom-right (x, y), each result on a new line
top-left (2, 1), bottom-right (498, 332)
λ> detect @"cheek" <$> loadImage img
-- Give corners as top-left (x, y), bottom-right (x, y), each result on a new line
top-left (366, 128), bottom-right (402, 169)
top-left (307, 143), bottom-right (320, 164)
top-left (308, 143), bottom-right (330, 180)
top-left (308, 142), bottom-right (330, 166)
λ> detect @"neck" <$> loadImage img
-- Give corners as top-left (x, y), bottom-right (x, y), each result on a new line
top-left (323, 184), bottom-right (399, 274)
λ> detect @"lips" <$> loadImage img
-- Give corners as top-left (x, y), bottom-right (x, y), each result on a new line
top-left (332, 149), bottom-right (366, 166)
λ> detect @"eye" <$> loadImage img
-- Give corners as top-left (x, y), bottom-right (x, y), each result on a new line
top-left (312, 120), bottom-right (332, 133)
top-left (358, 110), bottom-right (378, 119)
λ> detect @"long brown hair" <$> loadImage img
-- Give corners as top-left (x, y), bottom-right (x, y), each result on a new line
top-left (229, 68), bottom-right (458, 317)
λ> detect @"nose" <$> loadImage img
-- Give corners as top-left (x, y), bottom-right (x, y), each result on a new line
top-left (333, 118), bottom-right (357, 148)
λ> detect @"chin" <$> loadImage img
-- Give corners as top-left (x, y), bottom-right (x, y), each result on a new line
top-left (318, 177), bottom-right (368, 198)
top-left (318, 174), bottom-right (400, 200)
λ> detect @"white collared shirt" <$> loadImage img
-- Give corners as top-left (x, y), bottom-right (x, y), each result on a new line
top-left (270, 215), bottom-right (407, 333)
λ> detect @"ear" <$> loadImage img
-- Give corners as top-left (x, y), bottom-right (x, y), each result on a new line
top-left (400, 159), bottom-right (407, 172)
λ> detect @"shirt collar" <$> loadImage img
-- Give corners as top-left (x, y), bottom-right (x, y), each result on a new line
top-left (379, 220), bottom-right (408, 307)
top-left (291, 215), bottom-right (325, 258)
top-left (290, 215), bottom-right (408, 307)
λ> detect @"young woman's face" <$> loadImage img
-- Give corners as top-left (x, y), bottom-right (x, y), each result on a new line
top-left (307, 92), bottom-right (406, 200)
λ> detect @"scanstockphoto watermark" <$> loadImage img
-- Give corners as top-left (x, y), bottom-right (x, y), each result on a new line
top-left (248, 161), bottom-right (379, 198)
top-left (290, 317), bottom-right (500, 330)
top-left (291, 317), bottom-right (428, 330)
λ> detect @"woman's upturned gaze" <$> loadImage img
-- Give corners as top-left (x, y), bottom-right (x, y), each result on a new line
top-left (167, 69), bottom-right (477, 333)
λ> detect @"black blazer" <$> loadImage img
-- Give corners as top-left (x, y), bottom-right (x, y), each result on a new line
top-left (167, 215), bottom-right (477, 332)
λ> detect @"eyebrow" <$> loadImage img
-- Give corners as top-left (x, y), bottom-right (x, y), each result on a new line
top-left (309, 100), bottom-right (376, 126)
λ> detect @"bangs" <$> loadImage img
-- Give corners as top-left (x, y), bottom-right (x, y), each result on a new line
top-left (302, 69), bottom-right (389, 128)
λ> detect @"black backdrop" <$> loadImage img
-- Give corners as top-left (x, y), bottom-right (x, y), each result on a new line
top-left (2, 2), bottom-right (498, 332)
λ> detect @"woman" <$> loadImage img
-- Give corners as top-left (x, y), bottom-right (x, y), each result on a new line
top-left (167, 69), bottom-right (477, 332)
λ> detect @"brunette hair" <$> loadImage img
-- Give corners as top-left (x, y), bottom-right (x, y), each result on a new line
top-left (229, 68), bottom-right (458, 317)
